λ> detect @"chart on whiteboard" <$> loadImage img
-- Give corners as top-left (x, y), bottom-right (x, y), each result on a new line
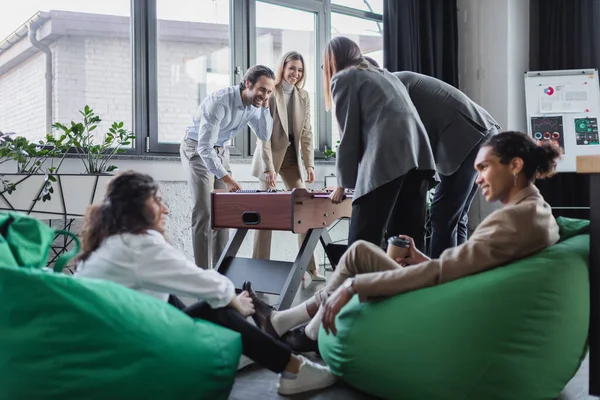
top-left (530, 115), bottom-right (565, 153)
top-left (574, 117), bottom-right (599, 146)
top-left (525, 69), bottom-right (600, 171)
top-left (538, 84), bottom-right (590, 113)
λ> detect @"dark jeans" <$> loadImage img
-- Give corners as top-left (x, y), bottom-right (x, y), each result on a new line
top-left (428, 143), bottom-right (481, 258)
top-left (168, 295), bottom-right (290, 373)
top-left (383, 170), bottom-right (430, 252)
top-left (348, 175), bottom-right (408, 248)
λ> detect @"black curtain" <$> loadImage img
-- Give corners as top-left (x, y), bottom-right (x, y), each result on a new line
top-left (383, 0), bottom-right (458, 87)
top-left (529, 0), bottom-right (600, 219)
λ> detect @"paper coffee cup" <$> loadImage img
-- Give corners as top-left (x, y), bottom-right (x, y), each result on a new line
top-left (387, 236), bottom-right (410, 260)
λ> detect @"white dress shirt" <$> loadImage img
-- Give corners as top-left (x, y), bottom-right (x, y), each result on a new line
top-left (184, 85), bottom-right (273, 179)
top-left (75, 230), bottom-right (236, 309)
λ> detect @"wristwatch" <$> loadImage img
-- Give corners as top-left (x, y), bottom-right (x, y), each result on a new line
top-left (343, 278), bottom-right (356, 295)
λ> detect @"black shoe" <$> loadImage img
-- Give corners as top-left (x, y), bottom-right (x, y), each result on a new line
top-left (281, 326), bottom-right (320, 354)
top-left (242, 281), bottom-right (279, 338)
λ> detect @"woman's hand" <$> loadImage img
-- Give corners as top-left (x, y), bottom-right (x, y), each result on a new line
top-left (397, 235), bottom-right (430, 266)
top-left (265, 171), bottom-right (277, 188)
top-left (229, 291), bottom-right (255, 317)
top-left (329, 186), bottom-right (345, 204)
top-left (306, 167), bottom-right (315, 183)
top-left (322, 280), bottom-right (354, 336)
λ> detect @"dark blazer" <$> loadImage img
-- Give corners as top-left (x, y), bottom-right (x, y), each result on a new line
top-left (394, 71), bottom-right (500, 176)
top-left (332, 64), bottom-right (437, 200)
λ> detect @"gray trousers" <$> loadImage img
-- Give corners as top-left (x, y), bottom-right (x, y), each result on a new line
top-left (180, 138), bottom-right (230, 269)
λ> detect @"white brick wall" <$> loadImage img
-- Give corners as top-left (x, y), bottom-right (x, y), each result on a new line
top-left (0, 51), bottom-right (47, 142)
top-left (54, 35), bottom-right (133, 136)
top-left (157, 40), bottom-right (226, 143)
top-left (0, 34), bottom-right (225, 143)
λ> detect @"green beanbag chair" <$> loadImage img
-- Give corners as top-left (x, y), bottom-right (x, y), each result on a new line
top-left (319, 217), bottom-right (590, 400)
top-left (0, 266), bottom-right (242, 400)
top-left (0, 211), bottom-right (78, 270)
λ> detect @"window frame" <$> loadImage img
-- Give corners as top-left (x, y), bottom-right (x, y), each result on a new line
top-left (245, 0), bottom-right (325, 158)
top-left (0, 1), bottom-right (383, 158)
top-left (132, 0), bottom-right (383, 157)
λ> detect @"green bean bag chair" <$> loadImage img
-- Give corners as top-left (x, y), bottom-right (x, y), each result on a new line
top-left (0, 212), bottom-right (242, 400)
top-left (319, 217), bottom-right (590, 400)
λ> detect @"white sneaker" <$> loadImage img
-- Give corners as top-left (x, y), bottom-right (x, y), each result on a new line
top-left (237, 355), bottom-right (254, 370)
top-left (307, 270), bottom-right (327, 282)
top-left (277, 356), bottom-right (338, 395)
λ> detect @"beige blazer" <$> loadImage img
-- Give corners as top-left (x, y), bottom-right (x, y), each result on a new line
top-left (353, 185), bottom-right (560, 300)
top-left (251, 84), bottom-right (314, 180)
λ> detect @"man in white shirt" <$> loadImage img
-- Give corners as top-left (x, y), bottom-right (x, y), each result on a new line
top-left (180, 65), bottom-right (275, 269)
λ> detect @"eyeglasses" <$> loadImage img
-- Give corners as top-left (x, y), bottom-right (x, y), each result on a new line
top-left (320, 64), bottom-right (323, 70)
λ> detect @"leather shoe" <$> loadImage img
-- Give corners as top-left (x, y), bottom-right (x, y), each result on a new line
top-left (242, 281), bottom-right (279, 338)
top-left (281, 326), bottom-right (319, 354)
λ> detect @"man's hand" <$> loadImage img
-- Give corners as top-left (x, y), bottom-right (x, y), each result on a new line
top-left (265, 170), bottom-right (277, 188)
top-left (222, 174), bottom-right (242, 192)
top-left (306, 167), bottom-right (315, 183)
top-left (329, 186), bottom-right (345, 204)
top-left (229, 291), bottom-right (255, 317)
top-left (396, 235), bottom-right (430, 266)
top-left (322, 280), bottom-right (354, 336)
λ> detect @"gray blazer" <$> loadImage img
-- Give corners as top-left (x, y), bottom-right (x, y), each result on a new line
top-left (332, 64), bottom-right (436, 200)
top-left (394, 71), bottom-right (500, 176)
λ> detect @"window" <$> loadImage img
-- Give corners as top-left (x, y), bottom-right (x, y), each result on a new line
top-left (0, 2), bottom-right (132, 144)
top-left (332, 0), bottom-right (383, 14)
top-left (330, 11), bottom-right (383, 146)
top-left (151, 0), bottom-right (231, 149)
top-left (254, 2), bottom-right (318, 152)
top-left (0, 1), bottom-right (384, 157)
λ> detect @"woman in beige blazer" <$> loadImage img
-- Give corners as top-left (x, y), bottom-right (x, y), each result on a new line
top-left (251, 51), bottom-right (325, 281)
top-left (243, 131), bottom-right (562, 352)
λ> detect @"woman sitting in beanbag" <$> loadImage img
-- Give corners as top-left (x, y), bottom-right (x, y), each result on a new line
top-left (74, 171), bottom-right (337, 396)
top-left (245, 130), bottom-right (562, 349)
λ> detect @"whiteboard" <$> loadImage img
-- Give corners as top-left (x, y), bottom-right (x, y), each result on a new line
top-left (524, 69), bottom-right (600, 172)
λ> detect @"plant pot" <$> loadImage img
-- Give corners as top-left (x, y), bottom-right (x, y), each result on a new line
top-left (0, 173), bottom-right (112, 219)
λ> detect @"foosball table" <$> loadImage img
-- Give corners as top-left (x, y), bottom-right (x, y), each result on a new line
top-left (211, 188), bottom-right (352, 310)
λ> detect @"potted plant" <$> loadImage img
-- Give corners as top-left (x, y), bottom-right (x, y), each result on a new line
top-left (0, 106), bottom-right (135, 219)
top-left (323, 140), bottom-right (340, 160)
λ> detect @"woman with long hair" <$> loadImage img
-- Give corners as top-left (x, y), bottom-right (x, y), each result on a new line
top-left (245, 131), bottom-right (561, 351)
top-left (251, 51), bottom-right (325, 281)
top-left (323, 36), bottom-right (437, 249)
top-left (74, 171), bottom-right (337, 396)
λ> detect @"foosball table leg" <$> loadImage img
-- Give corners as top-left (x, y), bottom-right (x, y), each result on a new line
top-left (320, 229), bottom-right (348, 270)
top-left (214, 228), bottom-right (248, 275)
top-left (277, 228), bottom-right (323, 310)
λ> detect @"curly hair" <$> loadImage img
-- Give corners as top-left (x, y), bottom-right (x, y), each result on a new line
top-left (481, 131), bottom-right (562, 182)
top-left (76, 171), bottom-right (160, 262)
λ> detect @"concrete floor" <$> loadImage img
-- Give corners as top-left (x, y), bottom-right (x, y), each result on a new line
top-left (228, 268), bottom-right (598, 400)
